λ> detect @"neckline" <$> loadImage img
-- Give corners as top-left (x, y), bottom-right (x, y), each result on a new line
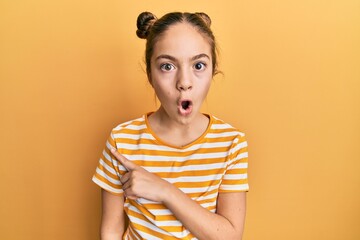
top-left (144, 112), bottom-right (213, 150)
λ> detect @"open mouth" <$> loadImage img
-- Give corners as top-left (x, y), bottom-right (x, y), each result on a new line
top-left (178, 100), bottom-right (193, 115)
top-left (181, 100), bottom-right (191, 110)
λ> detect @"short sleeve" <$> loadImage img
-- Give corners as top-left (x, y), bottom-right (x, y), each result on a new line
top-left (92, 132), bottom-right (126, 195)
top-left (219, 134), bottom-right (249, 192)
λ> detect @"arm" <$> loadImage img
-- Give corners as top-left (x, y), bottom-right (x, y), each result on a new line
top-left (110, 148), bottom-right (247, 240)
top-left (163, 185), bottom-right (246, 240)
top-left (100, 189), bottom-right (125, 240)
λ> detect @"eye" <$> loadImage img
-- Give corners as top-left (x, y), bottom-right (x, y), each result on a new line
top-left (160, 63), bottom-right (175, 71)
top-left (194, 62), bottom-right (206, 71)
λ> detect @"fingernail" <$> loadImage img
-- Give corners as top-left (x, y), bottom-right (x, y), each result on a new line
top-left (110, 147), bottom-right (116, 153)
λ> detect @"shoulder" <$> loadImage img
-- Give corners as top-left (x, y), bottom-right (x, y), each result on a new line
top-left (107, 115), bottom-right (150, 143)
top-left (111, 115), bottom-right (147, 133)
top-left (209, 115), bottom-right (246, 140)
top-left (208, 115), bottom-right (248, 154)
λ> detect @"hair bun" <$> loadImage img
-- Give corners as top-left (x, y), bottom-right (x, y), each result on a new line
top-left (195, 12), bottom-right (211, 27)
top-left (136, 12), bottom-right (157, 39)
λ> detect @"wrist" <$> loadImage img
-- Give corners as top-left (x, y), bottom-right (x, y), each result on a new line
top-left (160, 181), bottom-right (179, 204)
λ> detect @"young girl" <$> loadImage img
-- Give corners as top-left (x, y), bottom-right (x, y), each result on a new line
top-left (93, 11), bottom-right (249, 240)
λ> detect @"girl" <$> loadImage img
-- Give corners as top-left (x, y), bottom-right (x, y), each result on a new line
top-left (93, 11), bottom-right (249, 240)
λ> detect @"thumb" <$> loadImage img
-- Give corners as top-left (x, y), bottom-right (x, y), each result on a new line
top-left (110, 148), bottom-right (137, 171)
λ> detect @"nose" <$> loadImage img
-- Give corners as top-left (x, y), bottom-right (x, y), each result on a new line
top-left (176, 68), bottom-right (193, 91)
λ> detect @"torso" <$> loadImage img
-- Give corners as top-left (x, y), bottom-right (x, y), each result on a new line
top-left (93, 113), bottom-right (249, 239)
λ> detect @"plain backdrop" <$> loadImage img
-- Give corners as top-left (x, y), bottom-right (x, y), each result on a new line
top-left (0, 0), bottom-right (359, 239)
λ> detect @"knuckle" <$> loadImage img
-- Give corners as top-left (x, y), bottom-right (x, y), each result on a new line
top-left (131, 171), bottom-right (139, 178)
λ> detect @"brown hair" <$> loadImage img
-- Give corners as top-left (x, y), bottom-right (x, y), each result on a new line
top-left (136, 12), bottom-right (219, 80)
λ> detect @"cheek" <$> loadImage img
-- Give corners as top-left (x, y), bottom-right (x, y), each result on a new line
top-left (152, 82), bottom-right (173, 100)
top-left (201, 85), bottom-right (211, 99)
top-left (199, 75), bottom-right (212, 93)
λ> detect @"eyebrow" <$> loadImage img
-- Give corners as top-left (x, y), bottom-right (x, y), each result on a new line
top-left (155, 53), bottom-right (210, 62)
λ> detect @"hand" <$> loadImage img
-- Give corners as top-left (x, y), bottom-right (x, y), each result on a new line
top-left (110, 148), bottom-right (172, 202)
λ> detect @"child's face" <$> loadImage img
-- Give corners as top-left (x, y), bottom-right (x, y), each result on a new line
top-left (150, 22), bottom-right (213, 125)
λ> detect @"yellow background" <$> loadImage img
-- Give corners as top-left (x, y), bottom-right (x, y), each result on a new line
top-left (1, 0), bottom-right (359, 239)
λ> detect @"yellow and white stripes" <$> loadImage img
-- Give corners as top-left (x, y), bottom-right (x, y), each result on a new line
top-left (93, 113), bottom-right (249, 239)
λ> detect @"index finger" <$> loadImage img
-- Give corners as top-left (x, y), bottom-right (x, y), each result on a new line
top-left (110, 147), bottom-right (137, 171)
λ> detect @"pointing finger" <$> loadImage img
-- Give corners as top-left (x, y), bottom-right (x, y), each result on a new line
top-left (110, 147), bottom-right (137, 171)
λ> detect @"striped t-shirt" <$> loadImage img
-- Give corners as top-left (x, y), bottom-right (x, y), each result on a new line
top-left (92, 113), bottom-right (249, 240)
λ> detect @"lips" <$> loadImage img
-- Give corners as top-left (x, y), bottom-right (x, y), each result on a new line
top-left (178, 99), bottom-right (193, 116)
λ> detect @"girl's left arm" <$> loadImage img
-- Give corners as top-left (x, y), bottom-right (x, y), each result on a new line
top-left (110, 148), bottom-right (247, 240)
top-left (164, 186), bottom-right (247, 240)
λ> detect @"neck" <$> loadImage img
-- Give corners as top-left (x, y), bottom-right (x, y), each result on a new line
top-left (147, 107), bottom-right (210, 147)
top-left (153, 106), bottom-right (202, 132)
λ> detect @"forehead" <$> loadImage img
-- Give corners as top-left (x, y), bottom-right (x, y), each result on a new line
top-left (152, 22), bottom-right (212, 59)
